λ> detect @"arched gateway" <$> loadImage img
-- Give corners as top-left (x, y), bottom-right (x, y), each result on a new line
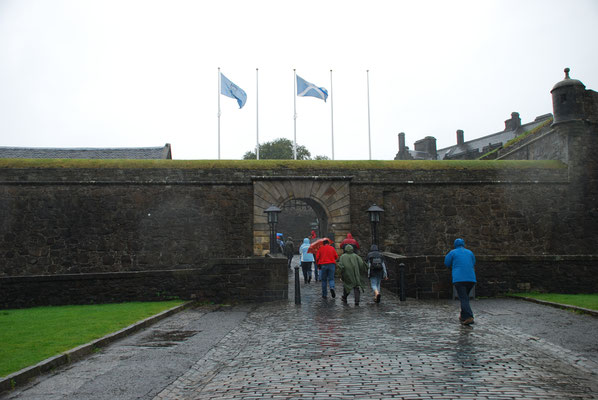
top-left (252, 177), bottom-right (352, 255)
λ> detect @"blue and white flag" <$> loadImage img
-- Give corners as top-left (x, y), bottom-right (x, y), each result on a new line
top-left (220, 73), bottom-right (247, 108)
top-left (296, 75), bottom-right (328, 102)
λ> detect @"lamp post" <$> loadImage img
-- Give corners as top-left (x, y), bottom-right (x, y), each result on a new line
top-left (264, 205), bottom-right (282, 254)
top-left (367, 204), bottom-right (384, 246)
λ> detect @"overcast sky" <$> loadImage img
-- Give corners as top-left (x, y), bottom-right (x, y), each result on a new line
top-left (1, 0), bottom-right (597, 160)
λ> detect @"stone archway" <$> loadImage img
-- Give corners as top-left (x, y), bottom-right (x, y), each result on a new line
top-left (252, 177), bottom-right (352, 256)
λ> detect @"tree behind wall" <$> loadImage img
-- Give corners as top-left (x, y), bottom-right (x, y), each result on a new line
top-left (243, 138), bottom-right (319, 160)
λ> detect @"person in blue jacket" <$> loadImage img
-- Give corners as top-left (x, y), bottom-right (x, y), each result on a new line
top-left (299, 238), bottom-right (315, 283)
top-left (444, 238), bottom-right (476, 325)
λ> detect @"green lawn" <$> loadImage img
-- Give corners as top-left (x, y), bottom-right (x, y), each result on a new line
top-left (510, 292), bottom-right (598, 311)
top-left (0, 300), bottom-right (184, 377)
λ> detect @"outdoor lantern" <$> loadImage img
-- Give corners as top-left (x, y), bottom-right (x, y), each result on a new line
top-left (264, 205), bottom-right (282, 253)
top-left (264, 205), bottom-right (281, 224)
top-left (367, 204), bottom-right (384, 246)
top-left (368, 204), bottom-right (384, 223)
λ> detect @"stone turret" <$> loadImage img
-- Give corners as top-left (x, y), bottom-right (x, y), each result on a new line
top-left (550, 68), bottom-right (588, 125)
top-left (550, 68), bottom-right (598, 254)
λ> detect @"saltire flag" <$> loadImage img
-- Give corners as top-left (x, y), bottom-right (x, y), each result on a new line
top-left (296, 75), bottom-right (328, 102)
top-left (220, 73), bottom-right (247, 108)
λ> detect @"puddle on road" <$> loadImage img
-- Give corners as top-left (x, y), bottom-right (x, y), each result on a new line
top-left (136, 330), bottom-right (200, 348)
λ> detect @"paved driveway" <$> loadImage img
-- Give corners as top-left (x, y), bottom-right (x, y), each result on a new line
top-left (4, 257), bottom-right (598, 399)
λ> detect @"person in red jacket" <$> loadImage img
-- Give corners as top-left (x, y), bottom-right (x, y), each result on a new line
top-left (316, 239), bottom-right (339, 299)
top-left (340, 233), bottom-right (360, 253)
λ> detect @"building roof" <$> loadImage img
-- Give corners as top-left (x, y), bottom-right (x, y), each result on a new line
top-left (0, 144), bottom-right (172, 159)
top-left (437, 115), bottom-right (552, 160)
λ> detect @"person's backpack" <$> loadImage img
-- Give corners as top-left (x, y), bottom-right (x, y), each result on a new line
top-left (370, 255), bottom-right (384, 271)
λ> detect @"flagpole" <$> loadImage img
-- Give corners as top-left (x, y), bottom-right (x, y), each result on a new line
top-left (330, 69), bottom-right (335, 160)
top-left (256, 68), bottom-right (260, 160)
top-left (293, 69), bottom-right (297, 160)
top-left (218, 67), bottom-right (221, 160)
top-left (367, 69), bottom-right (372, 160)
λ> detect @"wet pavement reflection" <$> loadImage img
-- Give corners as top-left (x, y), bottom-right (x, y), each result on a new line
top-left (154, 255), bottom-right (598, 399)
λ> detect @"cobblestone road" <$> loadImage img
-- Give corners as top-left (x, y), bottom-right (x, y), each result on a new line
top-left (154, 258), bottom-right (598, 400)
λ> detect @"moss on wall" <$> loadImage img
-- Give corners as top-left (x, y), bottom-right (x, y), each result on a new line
top-left (0, 158), bottom-right (566, 171)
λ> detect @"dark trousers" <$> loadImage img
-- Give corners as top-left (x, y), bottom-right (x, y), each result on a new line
top-left (343, 287), bottom-right (361, 304)
top-left (301, 261), bottom-right (312, 282)
top-left (454, 282), bottom-right (475, 320)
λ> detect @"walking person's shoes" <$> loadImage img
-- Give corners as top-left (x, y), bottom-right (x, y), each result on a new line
top-left (341, 295), bottom-right (347, 303)
top-left (330, 289), bottom-right (336, 298)
top-left (461, 317), bottom-right (474, 325)
top-left (376, 293), bottom-right (381, 303)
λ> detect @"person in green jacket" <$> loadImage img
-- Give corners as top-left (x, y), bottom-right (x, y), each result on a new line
top-left (338, 244), bottom-right (368, 305)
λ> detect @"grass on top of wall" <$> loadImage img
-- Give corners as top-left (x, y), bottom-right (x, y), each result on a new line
top-left (479, 117), bottom-right (554, 160)
top-left (0, 300), bottom-right (184, 378)
top-left (0, 158), bottom-right (566, 171)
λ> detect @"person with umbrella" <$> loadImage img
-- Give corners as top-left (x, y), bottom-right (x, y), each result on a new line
top-left (315, 239), bottom-right (338, 299)
top-left (308, 237), bottom-right (331, 282)
top-left (276, 233), bottom-right (284, 253)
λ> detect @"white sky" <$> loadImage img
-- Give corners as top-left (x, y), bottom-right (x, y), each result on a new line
top-left (1, 0), bottom-right (597, 160)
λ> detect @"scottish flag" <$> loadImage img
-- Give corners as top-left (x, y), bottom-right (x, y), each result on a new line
top-left (220, 73), bottom-right (247, 108)
top-left (296, 75), bottom-right (328, 102)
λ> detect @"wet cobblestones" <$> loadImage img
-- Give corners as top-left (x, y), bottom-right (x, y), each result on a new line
top-left (154, 260), bottom-right (598, 399)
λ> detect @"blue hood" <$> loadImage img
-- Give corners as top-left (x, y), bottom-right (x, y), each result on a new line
top-left (454, 238), bottom-right (465, 248)
top-left (303, 238), bottom-right (310, 245)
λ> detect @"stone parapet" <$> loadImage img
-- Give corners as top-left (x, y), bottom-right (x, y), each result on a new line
top-left (0, 257), bottom-right (288, 309)
top-left (382, 254), bottom-right (598, 299)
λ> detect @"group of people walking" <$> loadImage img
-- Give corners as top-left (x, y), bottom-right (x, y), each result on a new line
top-left (291, 232), bottom-right (477, 325)
top-left (296, 233), bottom-right (388, 306)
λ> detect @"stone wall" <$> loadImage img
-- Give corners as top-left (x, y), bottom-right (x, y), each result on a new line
top-left (0, 158), bottom-right (595, 305)
top-left (0, 257), bottom-right (288, 308)
top-left (0, 163), bottom-right (573, 277)
top-left (0, 181), bottom-right (254, 276)
top-left (382, 254), bottom-right (598, 299)
top-left (347, 171), bottom-right (583, 256)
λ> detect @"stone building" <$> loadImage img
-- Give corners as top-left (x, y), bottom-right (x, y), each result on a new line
top-left (0, 143), bottom-right (172, 159)
top-left (394, 113), bottom-right (553, 161)
top-left (493, 68), bottom-right (598, 162)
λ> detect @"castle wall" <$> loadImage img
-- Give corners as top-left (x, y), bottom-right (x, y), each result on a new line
top-left (0, 258), bottom-right (288, 308)
top-left (0, 181), bottom-right (254, 276)
top-left (0, 159), bottom-right (594, 306)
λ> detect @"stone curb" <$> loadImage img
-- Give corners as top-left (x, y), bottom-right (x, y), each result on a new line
top-left (514, 296), bottom-right (598, 317)
top-left (0, 301), bottom-right (195, 394)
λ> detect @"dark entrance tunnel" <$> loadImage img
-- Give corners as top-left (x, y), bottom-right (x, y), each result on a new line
top-left (276, 198), bottom-right (329, 248)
